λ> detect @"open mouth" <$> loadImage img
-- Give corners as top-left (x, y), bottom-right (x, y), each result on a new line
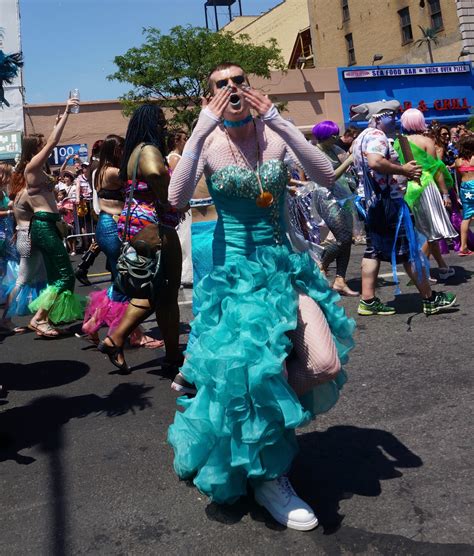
top-left (229, 94), bottom-right (241, 109)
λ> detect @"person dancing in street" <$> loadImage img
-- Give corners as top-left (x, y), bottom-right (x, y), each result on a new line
top-left (312, 120), bottom-right (359, 296)
top-left (82, 134), bottom-right (163, 348)
top-left (97, 104), bottom-right (182, 373)
top-left (455, 134), bottom-right (474, 256)
top-left (1, 168), bottom-right (46, 330)
top-left (25, 97), bottom-right (85, 336)
top-left (352, 108), bottom-right (457, 316)
top-left (167, 62), bottom-right (355, 531)
top-left (394, 108), bottom-right (457, 280)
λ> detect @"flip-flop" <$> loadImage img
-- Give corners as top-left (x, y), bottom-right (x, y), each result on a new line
top-left (132, 336), bottom-right (165, 349)
top-left (459, 250), bottom-right (474, 256)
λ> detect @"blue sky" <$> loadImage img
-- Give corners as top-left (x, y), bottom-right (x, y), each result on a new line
top-left (20, 0), bottom-right (280, 103)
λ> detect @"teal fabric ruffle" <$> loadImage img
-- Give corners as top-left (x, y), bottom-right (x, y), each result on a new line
top-left (168, 244), bottom-right (355, 504)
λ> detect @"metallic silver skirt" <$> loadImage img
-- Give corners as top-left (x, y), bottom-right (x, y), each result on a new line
top-left (412, 183), bottom-right (458, 241)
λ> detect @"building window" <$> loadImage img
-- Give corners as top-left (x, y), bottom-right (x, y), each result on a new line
top-left (398, 7), bottom-right (413, 44)
top-left (428, 0), bottom-right (443, 31)
top-left (342, 0), bottom-right (350, 21)
top-left (345, 33), bottom-right (356, 65)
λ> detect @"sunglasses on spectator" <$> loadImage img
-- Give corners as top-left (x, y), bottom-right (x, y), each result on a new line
top-left (215, 75), bottom-right (246, 89)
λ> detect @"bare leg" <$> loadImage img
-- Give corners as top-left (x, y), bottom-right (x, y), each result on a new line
top-left (403, 262), bottom-right (431, 298)
top-left (361, 257), bottom-right (380, 300)
top-left (155, 227), bottom-right (182, 363)
top-left (460, 218), bottom-right (471, 252)
top-left (287, 293), bottom-right (340, 396)
top-left (429, 240), bottom-right (448, 269)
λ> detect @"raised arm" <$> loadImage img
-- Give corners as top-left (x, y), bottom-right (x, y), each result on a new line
top-left (26, 98), bottom-right (79, 174)
top-left (242, 88), bottom-right (335, 186)
top-left (168, 87), bottom-right (231, 208)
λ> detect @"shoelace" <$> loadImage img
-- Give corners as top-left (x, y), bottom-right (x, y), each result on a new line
top-left (276, 476), bottom-right (296, 500)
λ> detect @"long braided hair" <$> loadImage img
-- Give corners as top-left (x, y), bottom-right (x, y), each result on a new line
top-left (119, 104), bottom-right (168, 181)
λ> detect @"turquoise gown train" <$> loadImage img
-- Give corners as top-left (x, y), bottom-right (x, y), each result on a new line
top-left (168, 159), bottom-right (356, 505)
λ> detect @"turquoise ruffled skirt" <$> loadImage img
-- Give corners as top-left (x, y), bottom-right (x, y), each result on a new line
top-left (168, 244), bottom-right (355, 504)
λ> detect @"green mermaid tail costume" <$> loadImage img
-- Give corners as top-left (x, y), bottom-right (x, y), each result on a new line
top-left (28, 212), bottom-right (85, 323)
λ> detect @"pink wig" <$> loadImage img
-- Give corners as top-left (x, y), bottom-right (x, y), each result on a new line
top-left (401, 108), bottom-right (427, 133)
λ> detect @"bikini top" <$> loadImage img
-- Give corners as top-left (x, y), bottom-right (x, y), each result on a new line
top-left (458, 165), bottom-right (474, 173)
top-left (125, 179), bottom-right (153, 195)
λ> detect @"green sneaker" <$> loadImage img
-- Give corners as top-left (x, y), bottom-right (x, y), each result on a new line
top-left (357, 297), bottom-right (396, 316)
top-left (422, 291), bottom-right (457, 315)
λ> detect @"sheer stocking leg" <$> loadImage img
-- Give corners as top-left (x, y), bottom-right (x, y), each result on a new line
top-left (286, 293), bottom-right (341, 396)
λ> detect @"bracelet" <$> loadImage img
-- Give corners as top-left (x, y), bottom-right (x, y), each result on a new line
top-left (442, 193), bottom-right (450, 200)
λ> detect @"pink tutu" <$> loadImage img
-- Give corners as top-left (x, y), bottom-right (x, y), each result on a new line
top-left (82, 289), bottom-right (126, 335)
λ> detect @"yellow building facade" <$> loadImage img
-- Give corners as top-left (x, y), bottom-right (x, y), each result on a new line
top-left (308, 0), bottom-right (464, 67)
top-left (222, 0), bottom-right (310, 66)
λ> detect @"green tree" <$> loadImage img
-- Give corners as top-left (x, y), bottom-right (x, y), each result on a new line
top-left (414, 26), bottom-right (439, 64)
top-left (108, 25), bottom-right (285, 130)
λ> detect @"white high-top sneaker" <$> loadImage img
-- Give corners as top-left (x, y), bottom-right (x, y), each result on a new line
top-left (254, 476), bottom-right (318, 531)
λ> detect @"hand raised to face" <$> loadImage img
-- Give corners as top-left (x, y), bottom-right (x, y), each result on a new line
top-left (241, 87), bottom-right (272, 116)
top-left (201, 86), bottom-right (232, 119)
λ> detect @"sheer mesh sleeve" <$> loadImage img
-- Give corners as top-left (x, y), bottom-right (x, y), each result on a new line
top-left (168, 108), bottom-right (220, 208)
top-left (262, 106), bottom-right (335, 187)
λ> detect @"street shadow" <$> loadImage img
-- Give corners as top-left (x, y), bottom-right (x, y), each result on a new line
top-left (1, 360), bottom-right (89, 391)
top-left (291, 425), bottom-right (423, 533)
top-left (0, 382), bottom-right (153, 465)
top-left (204, 426), bottom-right (422, 534)
top-left (430, 265), bottom-right (473, 286)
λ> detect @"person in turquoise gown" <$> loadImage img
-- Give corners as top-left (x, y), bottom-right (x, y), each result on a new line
top-left (167, 62), bottom-right (355, 531)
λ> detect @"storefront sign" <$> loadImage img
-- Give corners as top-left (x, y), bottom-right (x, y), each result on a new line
top-left (0, 131), bottom-right (21, 160)
top-left (402, 98), bottom-right (470, 112)
top-left (338, 62), bottom-right (474, 127)
top-left (343, 64), bottom-right (470, 79)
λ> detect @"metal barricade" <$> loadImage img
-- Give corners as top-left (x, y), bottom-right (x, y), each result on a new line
top-left (64, 198), bottom-right (97, 252)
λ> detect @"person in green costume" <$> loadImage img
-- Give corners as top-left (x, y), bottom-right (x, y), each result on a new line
top-left (22, 97), bottom-right (86, 337)
top-left (394, 108), bottom-right (458, 281)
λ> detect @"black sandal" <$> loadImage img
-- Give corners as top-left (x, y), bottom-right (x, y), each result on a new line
top-left (98, 336), bottom-right (130, 374)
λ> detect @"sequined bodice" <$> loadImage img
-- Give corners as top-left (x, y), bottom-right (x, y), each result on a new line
top-left (207, 160), bottom-right (289, 265)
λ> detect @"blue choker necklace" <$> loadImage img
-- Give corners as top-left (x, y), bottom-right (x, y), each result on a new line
top-left (223, 114), bottom-right (253, 128)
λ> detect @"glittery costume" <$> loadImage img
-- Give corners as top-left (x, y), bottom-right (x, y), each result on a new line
top-left (394, 139), bottom-right (457, 242)
top-left (82, 211), bottom-right (130, 337)
top-left (28, 212), bottom-right (85, 323)
top-left (2, 190), bottom-right (46, 316)
top-left (167, 107), bottom-right (355, 504)
top-left (460, 180), bottom-right (474, 220)
top-left (0, 192), bottom-right (20, 304)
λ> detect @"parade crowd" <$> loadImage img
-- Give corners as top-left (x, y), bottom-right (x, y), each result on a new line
top-left (1, 63), bottom-right (473, 531)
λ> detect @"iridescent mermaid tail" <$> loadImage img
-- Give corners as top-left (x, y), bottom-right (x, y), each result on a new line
top-left (28, 212), bottom-right (85, 323)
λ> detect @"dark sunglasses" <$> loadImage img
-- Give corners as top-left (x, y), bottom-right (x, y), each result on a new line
top-left (215, 75), bottom-right (246, 89)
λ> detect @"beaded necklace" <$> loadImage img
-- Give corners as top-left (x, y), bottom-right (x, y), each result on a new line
top-left (224, 119), bottom-right (274, 208)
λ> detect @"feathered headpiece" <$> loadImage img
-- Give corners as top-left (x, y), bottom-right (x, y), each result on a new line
top-left (0, 50), bottom-right (23, 107)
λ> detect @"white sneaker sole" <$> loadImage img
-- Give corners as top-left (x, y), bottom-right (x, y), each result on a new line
top-left (170, 381), bottom-right (197, 396)
top-left (254, 492), bottom-right (319, 531)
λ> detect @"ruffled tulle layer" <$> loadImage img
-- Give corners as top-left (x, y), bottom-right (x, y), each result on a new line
top-left (4, 281), bottom-right (47, 316)
top-left (28, 285), bottom-right (86, 324)
top-left (0, 260), bottom-right (19, 304)
top-left (82, 286), bottom-right (128, 335)
top-left (168, 244), bottom-right (355, 504)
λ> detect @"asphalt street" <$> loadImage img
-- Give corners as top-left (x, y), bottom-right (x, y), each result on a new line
top-left (1, 245), bottom-right (473, 555)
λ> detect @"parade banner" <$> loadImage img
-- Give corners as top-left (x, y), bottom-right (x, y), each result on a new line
top-left (0, 0), bottom-right (24, 133)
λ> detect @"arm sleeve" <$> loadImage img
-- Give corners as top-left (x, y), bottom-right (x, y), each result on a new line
top-left (168, 108), bottom-right (220, 208)
top-left (262, 105), bottom-right (335, 187)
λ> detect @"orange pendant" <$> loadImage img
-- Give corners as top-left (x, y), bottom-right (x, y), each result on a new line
top-left (256, 191), bottom-right (274, 208)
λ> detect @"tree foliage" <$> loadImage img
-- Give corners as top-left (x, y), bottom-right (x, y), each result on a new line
top-left (108, 25), bottom-right (286, 130)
